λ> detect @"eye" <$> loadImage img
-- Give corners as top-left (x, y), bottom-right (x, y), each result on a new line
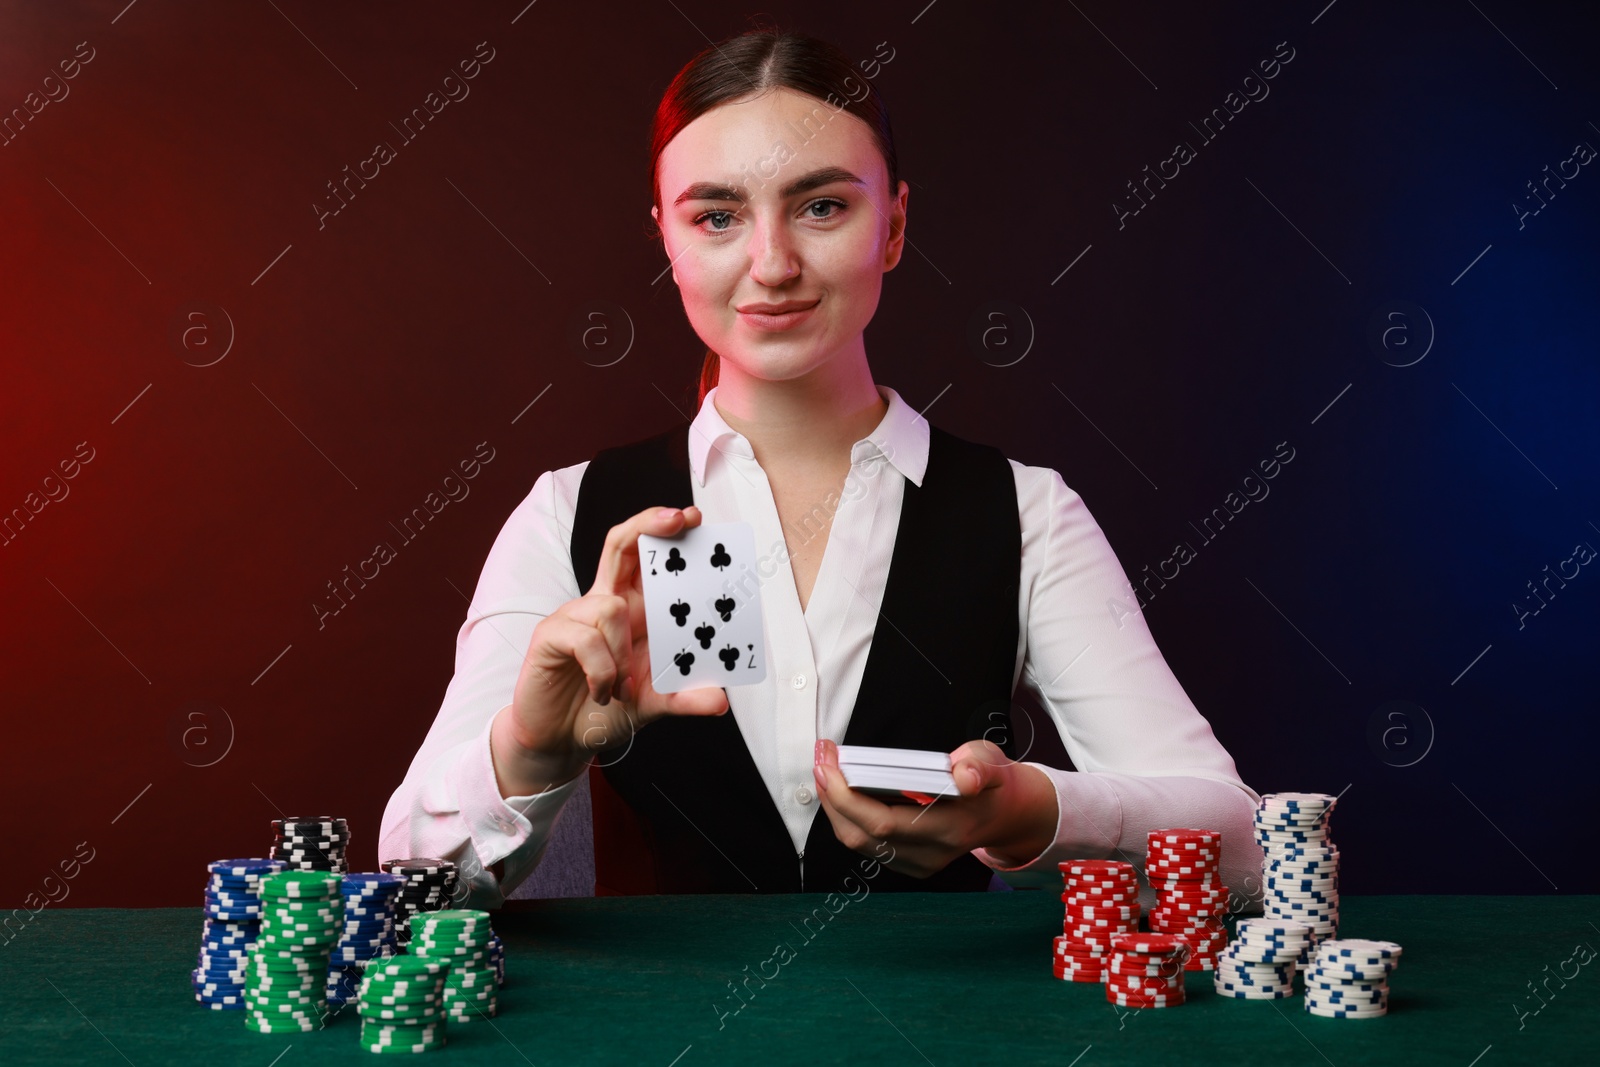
top-left (692, 208), bottom-right (738, 233)
top-left (805, 197), bottom-right (847, 220)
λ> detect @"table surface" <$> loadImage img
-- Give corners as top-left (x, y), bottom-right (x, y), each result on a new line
top-left (1, 893), bottom-right (1592, 1066)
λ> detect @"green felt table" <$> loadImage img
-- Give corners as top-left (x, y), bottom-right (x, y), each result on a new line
top-left (1, 894), bottom-right (1592, 1066)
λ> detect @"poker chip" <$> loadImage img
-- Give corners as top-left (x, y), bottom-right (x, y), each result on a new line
top-left (1142, 828), bottom-right (1230, 971)
top-left (1102, 932), bottom-right (1190, 1008)
top-left (193, 857), bottom-right (286, 1011)
top-left (1255, 794), bottom-right (1341, 956)
top-left (383, 859), bottom-right (461, 946)
top-left (409, 909), bottom-right (500, 1019)
top-left (1302, 938), bottom-right (1400, 1020)
top-left (327, 871), bottom-right (403, 980)
top-left (358, 955), bottom-right (452, 1051)
top-left (271, 816), bottom-right (351, 875)
top-left (1050, 861), bottom-right (1138, 983)
top-left (238, 870), bottom-right (343, 1030)
top-left (1214, 918), bottom-right (1309, 999)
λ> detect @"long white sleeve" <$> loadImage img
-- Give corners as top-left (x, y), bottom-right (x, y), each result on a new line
top-left (378, 465), bottom-right (590, 909)
top-left (972, 464), bottom-right (1263, 909)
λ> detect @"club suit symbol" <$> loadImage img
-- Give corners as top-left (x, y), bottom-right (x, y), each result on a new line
top-left (672, 648), bottom-right (695, 675)
top-left (669, 600), bottom-right (692, 626)
top-left (714, 595), bottom-right (736, 622)
top-left (694, 622), bottom-right (717, 649)
top-left (709, 542), bottom-right (731, 570)
top-left (718, 645), bottom-right (742, 671)
top-left (664, 548), bottom-right (687, 575)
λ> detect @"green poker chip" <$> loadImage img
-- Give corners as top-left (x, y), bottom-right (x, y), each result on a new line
top-left (259, 871), bottom-right (340, 899)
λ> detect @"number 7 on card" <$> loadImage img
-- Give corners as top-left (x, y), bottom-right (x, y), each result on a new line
top-left (636, 520), bottom-right (770, 693)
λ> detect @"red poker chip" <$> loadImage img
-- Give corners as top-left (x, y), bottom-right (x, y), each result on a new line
top-left (1149, 913), bottom-right (1227, 929)
top-left (1063, 931), bottom-right (1125, 942)
top-left (1063, 908), bottom-right (1139, 921)
top-left (1107, 960), bottom-right (1186, 978)
top-left (1062, 883), bottom-right (1139, 902)
top-left (1107, 979), bottom-right (1184, 991)
top-left (1053, 968), bottom-right (1106, 984)
top-left (1064, 925), bottom-right (1139, 939)
top-left (1149, 912), bottom-right (1227, 927)
top-left (1112, 933), bottom-right (1192, 954)
top-left (1064, 933), bottom-right (1123, 950)
top-left (1148, 828), bottom-right (1222, 843)
top-left (1063, 895), bottom-right (1140, 907)
top-left (1054, 946), bottom-right (1109, 960)
top-left (1183, 956), bottom-right (1219, 971)
top-left (1053, 959), bottom-right (1104, 972)
top-left (1149, 924), bottom-right (1224, 938)
top-left (1151, 895), bottom-right (1229, 910)
top-left (1106, 992), bottom-right (1187, 1008)
top-left (1147, 845), bottom-right (1221, 859)
top-left (1061, 860), bottom-right (1136, 876)
top-left (1159, 880), bottom-right (1229, 894)
top-left (1146, 857), bottom-right (1218, 870)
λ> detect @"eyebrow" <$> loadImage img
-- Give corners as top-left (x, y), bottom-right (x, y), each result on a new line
top-left (673, 165), bottom-right (866, 207)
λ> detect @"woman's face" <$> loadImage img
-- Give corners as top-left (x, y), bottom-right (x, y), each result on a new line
top-left (653, 87), bottom-right (908, 385)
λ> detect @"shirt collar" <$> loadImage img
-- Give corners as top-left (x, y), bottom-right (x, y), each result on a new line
top-left (688, 382), bottom-right (929, 489)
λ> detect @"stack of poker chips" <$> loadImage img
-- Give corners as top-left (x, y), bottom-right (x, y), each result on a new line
top-left (193, 858), bottom-right (284, 1009)
top-left (1051, 860), bottom-right (1140, 983)
top-left (1105, 933), bottom-right (1191, 1008)
top-left (409, 910), bottom-right (498, 1021)
top-left (1255, 793), bottom-right (1340, 959)
top-left (383, 858), bottom-right (459, 946)
top-left (242, 870), bottom-right (343, 1034)
top-left (1214, 918), bottom-right (1311, 999)
top-left (356, 954), bottom-right (451, 1053)
top-left (1144, 828), bottom-right (1230, 971)
top-left (326, 872), bottom-right (404, 1009)
top-left (271, 816), bottom-right (350, 875)
top-left (488, 931), bottom-right (506, 988)
top-left (1303, 938), bottom-right (1402, 1018)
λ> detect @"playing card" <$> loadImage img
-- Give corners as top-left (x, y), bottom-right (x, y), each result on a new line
top-left (636, 520), bottom-right (769, 693)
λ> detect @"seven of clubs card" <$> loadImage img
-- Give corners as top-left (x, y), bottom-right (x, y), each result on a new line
top-left (637, 520), bottom-right (770, 693)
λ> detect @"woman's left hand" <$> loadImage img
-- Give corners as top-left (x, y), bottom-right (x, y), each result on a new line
top-left (811, 739), bottom-right (1059, 878)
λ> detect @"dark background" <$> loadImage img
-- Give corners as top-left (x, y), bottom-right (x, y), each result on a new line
top-left (3, 0), bottom-right (1595, 909)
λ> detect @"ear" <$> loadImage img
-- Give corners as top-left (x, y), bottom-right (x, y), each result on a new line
top-left (882, 179), bottom-right (909, 272)
top-left (652, 205), bottom-right (680, 285)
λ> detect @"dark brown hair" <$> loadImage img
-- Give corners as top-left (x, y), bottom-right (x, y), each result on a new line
top-left (648, 27), bottom-right (900, 409)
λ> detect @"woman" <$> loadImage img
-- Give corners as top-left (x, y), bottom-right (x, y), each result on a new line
top-left (380, 28), bottom-right (1260, 903)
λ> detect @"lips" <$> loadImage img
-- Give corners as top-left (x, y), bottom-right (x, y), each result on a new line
top-left (736, 298), bottom-right (820, 332)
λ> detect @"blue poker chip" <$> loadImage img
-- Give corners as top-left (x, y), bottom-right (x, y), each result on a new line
top-left (194, 969), bottom-right (251, 984)
top-left (1306, 988), bottom-right (1388, 1000)
top-left (340, 927), bottom-right (395, 940)
top-left (209, 858), bottom-right (284, 875)
top-left (342, 873), bottom-right (403, 890)
top-left (341, 901), bottom-right (396, 916)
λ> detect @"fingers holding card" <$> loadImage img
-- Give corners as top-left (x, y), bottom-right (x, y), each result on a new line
top-left (637, 520), bottom-right (769, 693)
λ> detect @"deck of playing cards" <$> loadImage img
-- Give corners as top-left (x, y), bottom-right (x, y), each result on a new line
top-left (637, 520), bottom-right (770, 693)
top-left (836, 745), bottom-right (960, 804)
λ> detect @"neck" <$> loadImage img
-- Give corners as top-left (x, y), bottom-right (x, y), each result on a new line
top-left (710, 345), bottom-right (888, 471)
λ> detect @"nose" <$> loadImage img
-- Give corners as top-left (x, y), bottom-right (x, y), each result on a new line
top-left (747, 215), bottom-right (798, 286)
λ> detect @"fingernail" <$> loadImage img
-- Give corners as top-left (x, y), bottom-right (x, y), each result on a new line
top-left (813, 764), bottom-right (828, 793)
top-left (814, 739), bottom-right (826, 766)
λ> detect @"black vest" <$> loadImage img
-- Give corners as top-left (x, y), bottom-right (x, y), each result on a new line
top-left (569, 418), bottom-right (1021, 895)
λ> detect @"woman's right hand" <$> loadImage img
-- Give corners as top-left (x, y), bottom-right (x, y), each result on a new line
top-left (491, 504), bottom-right (732, 796)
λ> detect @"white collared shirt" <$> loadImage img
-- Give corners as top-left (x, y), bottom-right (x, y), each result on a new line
top-left (380, 384), bottom-right (1262, 906)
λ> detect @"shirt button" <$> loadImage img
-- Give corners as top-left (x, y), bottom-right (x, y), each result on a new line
top-left (795, 786), bottom-right (814, 805)
top-left (792, 673), bottom-right (807, 690)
